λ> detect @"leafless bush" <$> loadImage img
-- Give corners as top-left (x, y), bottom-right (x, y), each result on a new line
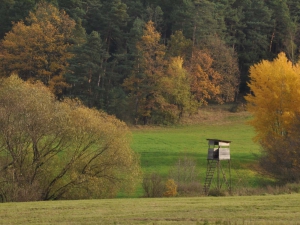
top-left (169, 156), bottom-right (198, 183)
top-left (142, 173), bottom-right (164, 197)
top-left (259, 135), bottom-right (300, 183)
top-left (0, 180), bottom-right (42, 202)
top-left (169, 156), bottom-right (202, 196)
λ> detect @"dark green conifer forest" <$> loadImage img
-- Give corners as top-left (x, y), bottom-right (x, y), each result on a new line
top-left (1, 0), bottom-right (299, 124)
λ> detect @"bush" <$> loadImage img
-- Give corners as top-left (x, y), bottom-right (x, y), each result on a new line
top-left (208, 188), bottom-right (227, 196)
top-left (232, 182), bottom-right (300, 196)
top-left (259, 119), bottom-right (300, 183)
top-left (142, 173), bottom-right (165, 197)
top-left (163, 179), bottom-right (177, 197)
top-left (168, 156), bottom-right (202, 196)
top-left (169, 156), bottom-right (198, 183)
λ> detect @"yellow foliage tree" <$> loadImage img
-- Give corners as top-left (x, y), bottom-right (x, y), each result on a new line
top-left (245, 52), bottom-right (300, 146)
top-left (163, 57), bottom-right (199, 118)
top-left (245, 52), bottom-right (300, 182)
top-left (163, 179), bottom-right (177, 197)
top-left (0, 2), bottom-right (76, 95)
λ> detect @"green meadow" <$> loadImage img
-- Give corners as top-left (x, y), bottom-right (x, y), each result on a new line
top-left (130, 105), bottom-right (265, 197)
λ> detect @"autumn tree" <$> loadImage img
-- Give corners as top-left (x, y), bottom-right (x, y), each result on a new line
top-left (187, 48), bottom-right (222, 105)
top-left (167, 32), bottom-right (225, 106)
top-left (0, 75), bottom-right (141, 202)
top-left (0, 1), bottom-right (76, 95)
top-left (245, 52), bottom-right (300, 182)
top-left (123, 21), bottom-right (167, 124)
top-left (201, 36), bottom-right (240, 102)
top-left (162, 57), bottom-right (199, 119)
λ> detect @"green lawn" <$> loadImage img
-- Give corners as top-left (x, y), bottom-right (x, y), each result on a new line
top-left (1, 194), bottom-right (300, 224)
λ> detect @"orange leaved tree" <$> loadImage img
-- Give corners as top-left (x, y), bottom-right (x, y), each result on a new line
top-left (188, 49), bottom-right (222, 105)
top-left (0, 2), bottom-right (76, 95)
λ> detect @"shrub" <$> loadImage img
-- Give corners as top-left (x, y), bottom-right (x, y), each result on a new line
top-left (169, 156), bottom-right (198, 183)
top-left (163, 179), bottom-right (177, 197)
top-left (259, 119), bottom-right (300, 183)
top-left (168, 156), bottom-right (201, 196)
top-left (142, 173), bottom-right (165, 197)
top-left (208, 188), bottom-right (227, 196)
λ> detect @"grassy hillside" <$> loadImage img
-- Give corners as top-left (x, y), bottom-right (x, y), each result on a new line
top-left (130, 105), bottom-right (269, 197)
top-left (1, 194), bottom-right (300, 224)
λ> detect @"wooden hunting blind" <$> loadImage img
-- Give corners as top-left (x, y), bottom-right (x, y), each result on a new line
top-left (207, 139), bottom-right (231, 160)
top-left (204, 139), bottom-right (232, 195)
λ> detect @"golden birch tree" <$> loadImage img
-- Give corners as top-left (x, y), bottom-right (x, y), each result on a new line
top-left (245, 52), bottom-right (300, 182)
top-left (245, 52), bottom-right (300, 145)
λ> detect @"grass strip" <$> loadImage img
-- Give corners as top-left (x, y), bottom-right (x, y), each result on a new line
top-left (1, 194), bottom-right (299, 224)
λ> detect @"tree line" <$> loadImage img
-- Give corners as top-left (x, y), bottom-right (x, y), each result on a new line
top-left (0, 0), bottom-right (300, 200)
top-left (0, 0), bottom-right (300, 124)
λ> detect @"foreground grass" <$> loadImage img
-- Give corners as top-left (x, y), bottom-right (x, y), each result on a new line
top-left (1, 194), bottom-right (300, 224)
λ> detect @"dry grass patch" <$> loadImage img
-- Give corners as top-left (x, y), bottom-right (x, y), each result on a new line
top-left (180, 104), bottom-right (250, 125)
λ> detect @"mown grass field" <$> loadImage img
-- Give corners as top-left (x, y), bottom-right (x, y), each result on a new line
top-left (1, 194), bottom-right (300, 224)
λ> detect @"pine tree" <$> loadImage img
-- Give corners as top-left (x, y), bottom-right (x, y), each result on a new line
top-left (229, 0), bottom-right (273, 90)
top-left (266, 0), bottom-right (297, 62)
top-left (0, 0), bottom-right (36, 39)
top-left (66, 31), bottom-right (107, 108)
